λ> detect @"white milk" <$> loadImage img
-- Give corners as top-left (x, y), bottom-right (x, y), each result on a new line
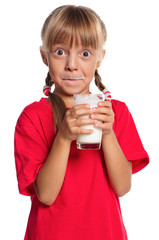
top-left (74, 94), bottom-right (104, 149)
top-left (76, 116), bottom-right (102, 142)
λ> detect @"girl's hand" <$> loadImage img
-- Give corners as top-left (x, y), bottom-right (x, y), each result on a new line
top-left (90, 101), bottom-right (114, 135)
top-left (58, 104), bottom-right (96, 142)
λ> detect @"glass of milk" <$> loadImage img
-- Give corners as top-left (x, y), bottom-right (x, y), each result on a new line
top-left (74, 94), bottom-right (104, 150)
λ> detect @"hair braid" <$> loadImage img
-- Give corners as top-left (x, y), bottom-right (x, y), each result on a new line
top-left (94, 69), bottom-right (106, 91)
top-left (45, 72), bottom-right (53, 87)
top-left (45, 72), bottom-right (66, 131)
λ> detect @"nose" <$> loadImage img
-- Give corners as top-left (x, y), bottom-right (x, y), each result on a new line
top-left (65, 54), bottom-right (78, 72)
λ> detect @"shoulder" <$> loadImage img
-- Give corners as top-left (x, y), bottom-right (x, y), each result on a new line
top-left (111, 99), bottom-right (132, 133)
top-left (23, 98), bottom-right (51, 115)
top-left (16, 98), bottom-right (52, 127)
top-left (111, 99), bottom-right (129, 116)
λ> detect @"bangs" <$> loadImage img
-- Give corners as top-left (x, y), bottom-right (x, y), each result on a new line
top-left (42, 6), bottom-right (106, 51)
top-left (48, 22), bottom-right (99, 49)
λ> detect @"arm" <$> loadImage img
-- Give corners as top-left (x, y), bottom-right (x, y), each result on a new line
top-left (90, 101), bottom-right (132, 197)
top-left (34, 104), bottom-right (95, 206)
top-left (102, 131), bottom-right (132, 197)
top-left (34, 132), bottom-right (71, 206)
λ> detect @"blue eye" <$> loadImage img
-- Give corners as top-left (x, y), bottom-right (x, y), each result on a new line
top-left (82, 51), bottom-right (91, 57)
top-left (55, 49), bottom-right (65, 55)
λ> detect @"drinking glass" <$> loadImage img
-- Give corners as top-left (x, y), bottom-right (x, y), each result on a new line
top-left (74, 94), bottom-right (104, 150)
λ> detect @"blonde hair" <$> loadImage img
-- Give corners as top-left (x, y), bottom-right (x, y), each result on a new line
top-left (41, 5), bottom-right (107, 51)
top-left (41, 5), bottom-right (107, 129)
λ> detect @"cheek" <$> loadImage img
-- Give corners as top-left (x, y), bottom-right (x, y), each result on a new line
top-left (48, 62), bottom-right (62, 77)
top-left (84, 62), bottom-right (97, 77)
top-left (48, 56), bottom-right (64, 73)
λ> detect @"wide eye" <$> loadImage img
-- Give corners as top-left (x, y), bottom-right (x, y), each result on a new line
top-left (81, 50), bottom-right (91, 57)
top-left (55, 49), bottom-right (65, 56)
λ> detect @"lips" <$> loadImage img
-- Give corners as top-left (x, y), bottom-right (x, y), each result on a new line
top-left (62, 77), bottom-right (84, 81)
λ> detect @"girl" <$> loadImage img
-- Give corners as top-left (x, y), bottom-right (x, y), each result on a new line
top-left (14, 5), bottom-right (149, 240)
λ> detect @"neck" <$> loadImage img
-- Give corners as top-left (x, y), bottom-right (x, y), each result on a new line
top-left (63, 95), bottom-right (74, 108)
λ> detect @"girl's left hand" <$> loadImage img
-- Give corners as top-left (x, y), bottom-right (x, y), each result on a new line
top-left (90, 101), bottom-right (114, 135)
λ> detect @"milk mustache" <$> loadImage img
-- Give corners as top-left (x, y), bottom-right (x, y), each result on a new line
top-left (74, 94), bottom-right (104, 150)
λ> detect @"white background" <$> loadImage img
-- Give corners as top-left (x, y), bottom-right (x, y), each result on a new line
top-left (0, 0), bottom-right (158, 239)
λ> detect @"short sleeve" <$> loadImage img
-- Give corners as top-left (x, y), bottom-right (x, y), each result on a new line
top-left (113, 101), bottom-right (149, 174)
top-left (14, 111), bottom-right (49, 196)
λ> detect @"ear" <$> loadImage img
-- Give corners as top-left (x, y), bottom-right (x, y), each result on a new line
top-left (96, 49), bottom-right (106, 69)
top-left (40, 46), bottom-right (48, 66)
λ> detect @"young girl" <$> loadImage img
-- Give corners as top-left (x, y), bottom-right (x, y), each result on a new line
top-left (14, 5), bottom-right (149, 240)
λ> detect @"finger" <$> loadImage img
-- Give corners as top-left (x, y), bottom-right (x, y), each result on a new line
top-left (94, 122), bottom-right (112, 130)
top-left (91, 107), bottom-right (113, 116)
top-left (66, 104), bottom-right (90, 115)
top-left (98, 101), bottom-right (112, 108)
top-left (73, 127), bottom-right (94, 135)
top-left (69, 107), bottom-right (93, 118)
top-left (101, 108), bottom-right (113, 115)
top-left (76, 118), bottom-right (96, 126)
top-left (90, 114), bottom-right (111, 123)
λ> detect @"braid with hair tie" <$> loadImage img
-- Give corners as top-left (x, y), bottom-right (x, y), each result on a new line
top-left (43, 72), bottom-right (54, 96)
top-left (94, 70), bottom-right (111, 101)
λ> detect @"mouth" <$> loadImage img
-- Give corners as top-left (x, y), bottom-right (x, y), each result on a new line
top-left (62, 77), bottom-right (84, 81)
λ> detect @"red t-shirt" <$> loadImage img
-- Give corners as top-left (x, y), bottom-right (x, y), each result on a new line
top-left (14, 98), bottom-right (149, 240)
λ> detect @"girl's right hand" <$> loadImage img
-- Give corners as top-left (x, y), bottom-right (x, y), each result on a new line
top-left (57, 104), bottom-right (96, 142)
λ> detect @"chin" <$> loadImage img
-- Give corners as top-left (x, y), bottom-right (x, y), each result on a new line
top-left (65, 89), bottom-right (81, 96)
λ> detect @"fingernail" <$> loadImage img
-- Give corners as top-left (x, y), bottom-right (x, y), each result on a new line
top-left (98, 102), bottom-right (103, 106)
